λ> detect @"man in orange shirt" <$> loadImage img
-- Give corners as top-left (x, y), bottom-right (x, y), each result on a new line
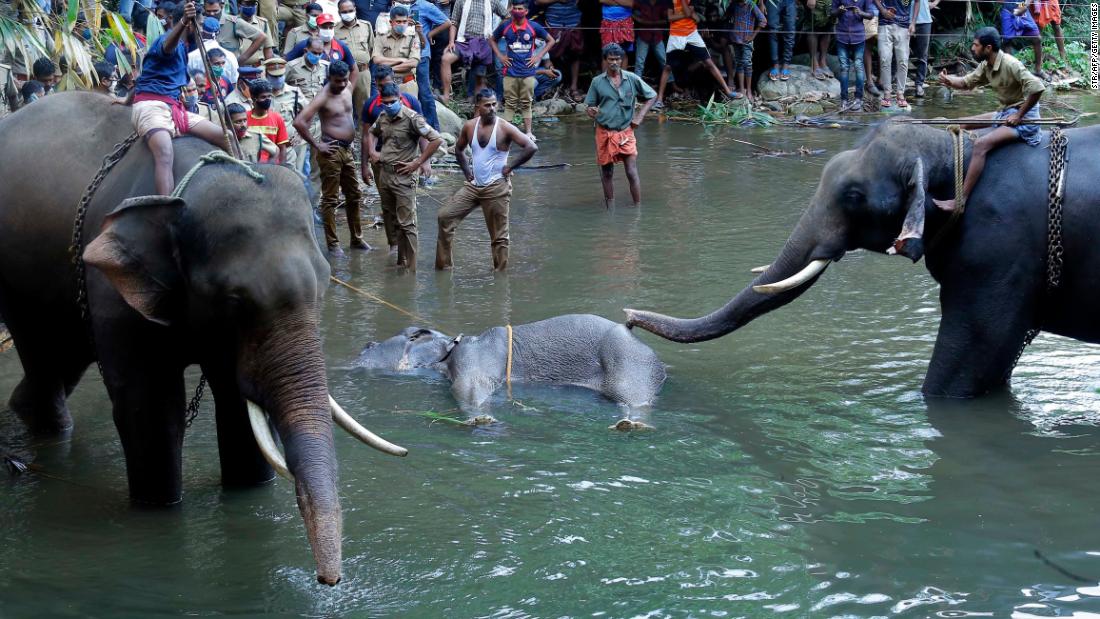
top-left (654, 0), bottom-right (736, 107)
top-left (245, 78), bottom-right (290, 163)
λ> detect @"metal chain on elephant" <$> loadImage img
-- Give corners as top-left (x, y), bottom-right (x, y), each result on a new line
top-left (1007, 127), bottom-right (1069, 377)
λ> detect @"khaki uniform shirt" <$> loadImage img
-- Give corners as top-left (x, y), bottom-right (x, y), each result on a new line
top-left (282, 24), bottom-right (314, 55)
top-left (224, 88), bottom-right (253, 112)
top-left (336, 19), bottom-right (375, 70)
top-left (195, 101), bottom-right (221, 123)
top-left (272, 85), bottom-right (306, 142)
top-left (285, 56), bottom-right (330, 99)
top-left (237, 131), bottom-right (280, 162)
top-left (237, 15), bottom-right (277, 65)
top-left (370, 106), bottom-right (441, 167)
top-left (372, 31), bottom-right (420, 81)
top-left (961, 51), bottom-right (1046, 108)
top-left (216, 14), bottom-right (265, 56)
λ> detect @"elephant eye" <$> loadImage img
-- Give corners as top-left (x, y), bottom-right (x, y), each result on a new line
top-left (843, 188), bottom-right (864, 204)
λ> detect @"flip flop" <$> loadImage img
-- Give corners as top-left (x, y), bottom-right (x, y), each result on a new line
top-left (780, 68), bottom-right (791, 81)
top-left (813, 68), bottom-right (826, 80)
top-left (896, 95), bottom-right (908, 108)
top-left (881, 96), bottom-right (892, 108)
top-left (768, 68), bottom-right (779, 81)
top-left (729, 90), bottom-right (744, 99)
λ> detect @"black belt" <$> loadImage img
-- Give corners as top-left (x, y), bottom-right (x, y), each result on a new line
top-left (322, 135), bottom-right (352, 149)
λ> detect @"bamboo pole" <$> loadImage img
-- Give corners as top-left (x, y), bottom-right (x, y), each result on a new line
top-left (191, 12), bottom-right (242, 158)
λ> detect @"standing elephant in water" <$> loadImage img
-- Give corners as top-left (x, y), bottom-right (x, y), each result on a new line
top-left (0, 92), bottom-right (405, 585)
top-left (626, 122), bottom-right (1100, 398)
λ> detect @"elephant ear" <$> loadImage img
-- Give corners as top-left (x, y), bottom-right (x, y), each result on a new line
top-left (886, 157), bottom-right (928, 263)
top-left (83, 196), bottom-right (186, 326)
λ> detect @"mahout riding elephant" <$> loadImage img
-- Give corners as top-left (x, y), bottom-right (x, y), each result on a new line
top-left (356, 314), bottom-right (667, 408)
top-left (626, 122), bottom-right (1100, 398)
top-left (0, 92), bottom-right (405, 585)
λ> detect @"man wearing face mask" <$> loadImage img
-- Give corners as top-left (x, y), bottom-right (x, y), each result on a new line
top-left (229, 102), bottom-right (281, 162)
top-left (245, 78), bottom-right (290, 163)
top-left (286, 36), bottom-right (331, 99)
top-left (197, 49), bottom-right (234, 106)
top-left (188, 16), bottom-right (241, 83)
top-left (286, 14), bottom-right (361, 88)
top-left (234, 0), bottom-right (277, 66)
top-left (364, 81), bottom-right (443, 269)
top-left (283, 3), bottom-right (325, 54)
top-left (92, 61), bottom-right (122, 100)
top-left (263, 57), bottom-right (305, 169)
top-left (491, 0), bottom-right (554, 142)
top-left (372, 5), bottom-right (420, 97)
top-left (404, 0), bottom-right (451, 130)
top-left (294, 60), bottom-right (369, 256)
top-left (204, 0), bottom-right (268, 67)
top-left (334, 0), bottom-right (375, 122)
top-left (224, 64), bottom-right (262, 110)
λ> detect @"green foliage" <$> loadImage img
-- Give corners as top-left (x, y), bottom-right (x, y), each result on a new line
top-left (693, 96), bottom-right (778, 127)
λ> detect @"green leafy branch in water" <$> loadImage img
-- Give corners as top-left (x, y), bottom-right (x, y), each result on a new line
top-left (419, 411), bottom-right (497, 427)
top-left (669, 96), bottom-right (778, 127)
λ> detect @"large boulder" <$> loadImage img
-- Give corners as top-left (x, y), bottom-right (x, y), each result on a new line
top-left (757, 64), bottom-right (841, 101)
top-left (436, 103), bottom-right (465, 137)
top-left (533, 97), bottom-right (576, 116)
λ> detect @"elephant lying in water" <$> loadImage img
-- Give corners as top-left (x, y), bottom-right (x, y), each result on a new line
top-left (0, 92), bottom-right (405, 585)
top-left (356, 314), bottom-right (667, 409)
top-left (626, 121), bottom-right (1100, 398)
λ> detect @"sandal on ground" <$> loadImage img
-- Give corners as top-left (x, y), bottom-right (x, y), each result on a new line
top-left (768, 67), bottom-right (779, 81)
top-left (823, 68), bottom-right (834, 78)
top-left (780, 68), bottom-right (791, 81)
top-left (653, 100), bottom-right (665, 110)
top-left (729, 90), bottom-right (744, 99)
top-left (895, 95), bottom-right (908, 108)
top-left (881, 96), bottom-right (892, 108)
top-left (812, 68), bottom-right (825, 80)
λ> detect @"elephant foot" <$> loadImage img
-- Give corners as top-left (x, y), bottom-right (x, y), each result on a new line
top-left (609, 419), bottom-right (653, 432)
top-left (463, 415), bottom-right (497, 427)
top-left (9, 379), bottom-right (74, 435)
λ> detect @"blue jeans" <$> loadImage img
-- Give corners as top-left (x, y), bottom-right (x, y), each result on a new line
top-left (767, 0), bottom-right (796, 65)
top-left (635, 38), bottom-right (666, 76)
top-left (534, 69), bottom-right (562, 99)
top-left (416, 59), bottom-right (439, 130)
top-left (836, 41), bottom-right (865, 100)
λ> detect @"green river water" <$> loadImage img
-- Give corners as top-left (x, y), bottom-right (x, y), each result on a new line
top-left (2, 92), bottom-right (1099, 618)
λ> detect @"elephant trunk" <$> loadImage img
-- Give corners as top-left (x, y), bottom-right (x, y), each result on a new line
top-left (625, 210), bottom-right (840, 343)
top-left (241, 312), bottom-right (343, 586)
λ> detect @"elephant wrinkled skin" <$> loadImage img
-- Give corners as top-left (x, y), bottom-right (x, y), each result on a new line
top-left (627, 122), bottom-right (1100, 398)
top-left (0, 92), bottom-right (357, 585)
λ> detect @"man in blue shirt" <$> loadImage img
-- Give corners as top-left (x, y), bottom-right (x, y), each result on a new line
top-left (491, 0), bottom-right (554, 140)
top-left (131, 1), bottom-right (229, 196)
top-left (407, 0), bottom-right (451, 129)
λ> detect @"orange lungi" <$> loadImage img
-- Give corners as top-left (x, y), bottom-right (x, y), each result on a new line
top-left (595, 125), bottom-right (638, 166)
top-left (1032, 0), bottom-right (1061, 27)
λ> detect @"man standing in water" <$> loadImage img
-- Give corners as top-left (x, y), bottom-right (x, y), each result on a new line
top-left (435, 88), bottom-right (537, 272)
top-left (364, 82), bottom-right (443, 270)
top-left (293, 60), bottom-right (367, 256)
top-left (584, 43), bottom-right (657, 209)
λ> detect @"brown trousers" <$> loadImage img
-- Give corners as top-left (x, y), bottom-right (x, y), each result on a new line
top-left (318, 145), bottom-right (363, 248)
top-left (378, 166), bottom-right (418, 268)
top-left (435, 178), bottom-right (511, 271)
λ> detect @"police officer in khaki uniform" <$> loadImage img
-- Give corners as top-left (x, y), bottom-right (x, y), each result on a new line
top-left (263, 57), bottom-right (306, 170)
top-left (285, 37), bottom-right (331, 98)
top-left (364, 82), bottom-right (443, 270)
top-left (282, 3), bottom-right (325, 54)
top-left (334, 0), bottom-right (375, 120)
top-left (371, 4), bottom-right (420, 97)
top-left (235, 0), bottom-right (277, 66)
top-left (203, 0), bottom-right (268, 65)
top-left (224, 65), bottom-right (263, 111)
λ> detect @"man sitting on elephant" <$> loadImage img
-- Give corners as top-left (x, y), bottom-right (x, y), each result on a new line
top-left (131, 0), bottom-right (230, 196)
top-left (932, 27), bottom-right (1045, 213)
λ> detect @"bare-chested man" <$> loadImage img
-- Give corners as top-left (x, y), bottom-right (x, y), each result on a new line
top-left (293, 59), bottom-right (365, 256)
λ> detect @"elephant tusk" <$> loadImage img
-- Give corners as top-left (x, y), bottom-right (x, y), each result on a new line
top-left (330, 396), bottom-right (409, 457)
top-left (752, 259), bottom-right (830, 294)
top-left (246, 400), bottom-right (294, 481)
top-left (750, 264), bottom-right (771, 274)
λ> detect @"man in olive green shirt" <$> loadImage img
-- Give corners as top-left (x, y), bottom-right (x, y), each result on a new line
top-left (583, 44), bottom-right (657, 209)
top-left (934, 27), bottom-right (1045, 212)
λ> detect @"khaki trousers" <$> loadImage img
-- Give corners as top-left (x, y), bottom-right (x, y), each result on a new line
top-left (370, 161), bottom-right (397, 247)
top-left (352, 70), bottom-right (372, 123)
top-left (378, 167), bottom-right (418, 268)
top-left (318, 145), bottom-right (364, 248)
top-left (435, 178), bottom-right (511, 271)
top-left (503, 76), bottom-right (536, 124)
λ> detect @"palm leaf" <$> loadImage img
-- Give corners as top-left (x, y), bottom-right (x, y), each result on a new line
top-left (65, 0), bottom-right (80, 28)
top-left (0, 14), bottom-right (49, 70)
top-left (145, 10), bottom-right (164, 41)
